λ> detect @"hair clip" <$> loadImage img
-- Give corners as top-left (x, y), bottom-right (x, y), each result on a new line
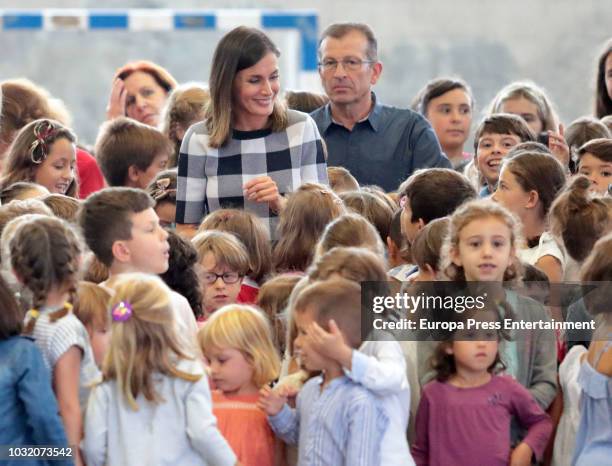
top-left (29, 121), bottom-right (57, 164)
top-left (111, 301), bottom-right (133, 322)
top-left (151, 178), bottom-right (177, 201)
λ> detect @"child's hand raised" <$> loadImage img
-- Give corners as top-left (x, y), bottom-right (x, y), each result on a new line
top-left (307, 320), bottom-right (354, 370)
top-left (548, 124), bottom-right (570, 170)
top-left (258, 385), bottom-right (288, 416)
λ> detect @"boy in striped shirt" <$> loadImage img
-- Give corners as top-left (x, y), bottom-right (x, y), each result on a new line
top-left (259, 278), bottom-right (388, 466)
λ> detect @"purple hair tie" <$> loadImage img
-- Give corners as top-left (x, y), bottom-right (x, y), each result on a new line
top-left (111, 301), bottom-right (133, 322)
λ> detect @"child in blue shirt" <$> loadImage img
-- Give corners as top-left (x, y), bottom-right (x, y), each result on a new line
top-left (259, 278), bottom-right (388, 466)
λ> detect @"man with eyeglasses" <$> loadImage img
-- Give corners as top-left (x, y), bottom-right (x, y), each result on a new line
top-left (311, 22), bottom-right (451, 193)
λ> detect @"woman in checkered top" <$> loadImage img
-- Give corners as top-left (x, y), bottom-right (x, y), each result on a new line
top-left (176, 26), bottom-right (328, 240)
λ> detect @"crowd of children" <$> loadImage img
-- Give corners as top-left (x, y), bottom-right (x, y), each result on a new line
top-left (0, 25), bottom-right (610, 466)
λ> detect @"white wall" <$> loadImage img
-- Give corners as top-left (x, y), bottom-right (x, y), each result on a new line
top-left (0, 0), bottom-right (609, 145)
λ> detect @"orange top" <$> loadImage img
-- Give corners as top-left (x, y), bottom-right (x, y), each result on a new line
top-left (212, 391), bottom-right (275, 466)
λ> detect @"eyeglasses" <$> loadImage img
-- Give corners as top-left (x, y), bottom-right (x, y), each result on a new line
top-left (318, 58), bottom-right (375, 72)
top-left (202, 272), bottom-right (242, 285)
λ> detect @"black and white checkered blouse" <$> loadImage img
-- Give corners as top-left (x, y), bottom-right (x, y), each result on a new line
top-left (176, 110), bottom-right (328, 239)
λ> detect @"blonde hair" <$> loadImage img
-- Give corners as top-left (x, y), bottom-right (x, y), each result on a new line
top-left (316, 213), bottom-right (385, 259)
top-left (198, 304), bottom-right (280, 387)
top-left (441, 199), bottom-right (523, 282)
top-left (327, 166), bottom-right (359, 193)
top-left (192, 230), bottom-right (251, 276)
top-left (73, 281), bottom-right (111, 330)
top-left (103, 273), bottom-right (200, 411)
top-left (489, 81), bottom-right (560, 131)
top-left (159, 83), bottom-right (209, 167)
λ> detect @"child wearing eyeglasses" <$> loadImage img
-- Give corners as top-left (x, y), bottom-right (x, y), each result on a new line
top-left (192, 230), bottom-right (251, 319)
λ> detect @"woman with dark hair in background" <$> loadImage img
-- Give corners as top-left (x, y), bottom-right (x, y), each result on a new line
top-left (176, 26), bottom-right (328, 240)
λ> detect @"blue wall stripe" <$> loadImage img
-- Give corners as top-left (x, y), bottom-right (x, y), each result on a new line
top-left (89, 14), bottom-right (128, 29)
top-left (1, 10), bottom-right (318, 71)
top-left (3, 13), bottom-right (43, 29)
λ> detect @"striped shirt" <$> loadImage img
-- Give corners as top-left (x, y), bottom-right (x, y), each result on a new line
top-left (269, 375), bottom-right (388, 466)
top-left (28, 308), bottom-right (101, 406)
top-left (176, 110), bottom-right (328, 239)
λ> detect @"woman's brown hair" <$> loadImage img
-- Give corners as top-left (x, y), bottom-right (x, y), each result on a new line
top-left (114, 60), bottom-right (177, 94)
top-left (198, 208), bottom-right (272, 283)
top-left (274, 183), bottom-right (344, 272)
top-left (205, 26), bottom-right (288, 148)
top-left (594, 39), bottom-right (612, 119)
top-left (550, 175), bottom-right (612, 263)
top-left (10, 216), bottom-right (82, 332)
top-left (0, 119), bottom-right (78, 198)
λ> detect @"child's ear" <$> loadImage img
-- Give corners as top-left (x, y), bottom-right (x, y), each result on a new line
top-left (111, 240), bottom-right (131, 264)
top-left (449, 246), bottom-right (462, 267)
top-left (443, 341), bottom-right (454, 355)
top-left (386, 236), bottom-right (398, 257)
top-left (127, 165), bottom-right (144, 187)
top-left (416, 218), bottom-right (426, 234)
top-left (526, 190), bottom-right (540, 209)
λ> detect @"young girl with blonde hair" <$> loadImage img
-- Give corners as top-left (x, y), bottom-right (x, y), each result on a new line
top-left (83, 273), bottom-right (236, 466)
top-left (10, 216), bottom-right (98, 466)
top-left (198, 305), bottom-right (281, 466)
